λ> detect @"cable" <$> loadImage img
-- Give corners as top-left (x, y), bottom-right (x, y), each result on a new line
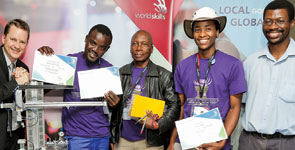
top-left (26, 109), bottom-right (38, 120)
top-left (14, 86), bottom-right (25, 110)
top-left (26, 109), bottom-right (39, 127)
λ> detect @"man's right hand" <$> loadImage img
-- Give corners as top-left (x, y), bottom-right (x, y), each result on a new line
top-left (38, 46), bottom-right (55, 56)
top-left (104, 90), bottom-right (120, 107)
top-left (14, 68), bottom-right (30, 85)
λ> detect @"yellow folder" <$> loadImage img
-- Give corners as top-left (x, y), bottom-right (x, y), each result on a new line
top-left (130, 95), bottom-right (165, 119)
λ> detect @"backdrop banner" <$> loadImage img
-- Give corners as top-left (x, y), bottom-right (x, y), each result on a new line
top-left (115, 0), bottom-right (183, 65)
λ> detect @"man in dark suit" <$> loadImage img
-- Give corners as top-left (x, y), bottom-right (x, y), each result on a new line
top-left (0, 19), bottom-right (30, 150)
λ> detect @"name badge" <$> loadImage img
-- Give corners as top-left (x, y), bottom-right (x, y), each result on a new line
top-left (123, 107), bottom-right (132, 120)
top-left (123, 95), bottom-right (136, 120)
top-left (123, 85), bottom-right (143, 120)
top-left (193, 107), bottom-right (209, 116)
top-left (186, 98), bottom-right (219, 116)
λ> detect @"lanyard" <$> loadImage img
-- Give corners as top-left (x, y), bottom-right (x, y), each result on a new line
top-left (126, 66), bottom-right (148, 99)
top-left (98, 59), bottom-right (101, 68)
top-left (87, 59), bottom-right (101, 70)
top-left (196, 50), bottom-right (217, 98)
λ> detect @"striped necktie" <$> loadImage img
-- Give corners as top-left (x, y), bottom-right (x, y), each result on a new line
top-left (8, 63), bottom-right (15, 81)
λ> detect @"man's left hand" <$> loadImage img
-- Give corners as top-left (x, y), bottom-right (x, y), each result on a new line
top-left (140, 110), bottom-right (159, 130)
top-left (13, 67), bottom-right (28, 78)
top-left (104, 90), bottom-right (120, 107)
top-left (197, 140), bottom-right (226, 150)
top-left (13, 67), bottom-right (30, 85)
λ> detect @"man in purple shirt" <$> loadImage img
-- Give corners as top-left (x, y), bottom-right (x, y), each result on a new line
top-left (38, 24), bottom-right (119, 150)
top-left (169, 7), bottom-right (247, 150)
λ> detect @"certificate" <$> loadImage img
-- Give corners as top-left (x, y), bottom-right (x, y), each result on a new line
top-left (77, 67), bottom-right (123, 99)
top-left (32, 51), bottom-right (77, 85)
top-left (175, 108), bottom-right (227, 150)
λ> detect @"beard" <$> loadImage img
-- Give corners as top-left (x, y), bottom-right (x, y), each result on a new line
top-left (83, 49), bottom-right (100, 65)
top-left (264, 28), bottom-right (289, 45)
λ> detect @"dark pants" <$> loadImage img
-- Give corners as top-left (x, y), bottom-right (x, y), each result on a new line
top-left (239, 130), bottom-right (295, 150)
top-left (5, 127), bottom-right (25, 150)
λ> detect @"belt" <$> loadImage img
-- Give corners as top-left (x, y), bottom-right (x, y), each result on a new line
top-left (244, 130), bottom-right (294, 139)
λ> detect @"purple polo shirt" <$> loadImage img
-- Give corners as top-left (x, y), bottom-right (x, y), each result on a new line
top-left (62, 52), bottom-right (112, 137)
top-left (174, 50), bottom-right (247, 150)
top-left (121, 67), bottom-right (147, 141)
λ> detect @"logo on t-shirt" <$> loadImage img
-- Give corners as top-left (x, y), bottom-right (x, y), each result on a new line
top-left (193, 78), bottom-right (212, 98)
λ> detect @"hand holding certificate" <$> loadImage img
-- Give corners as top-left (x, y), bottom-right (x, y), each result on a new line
top-left (175, 108), bottom-right (227, 150)
top-left (32, 51), bottom-right (77, 85)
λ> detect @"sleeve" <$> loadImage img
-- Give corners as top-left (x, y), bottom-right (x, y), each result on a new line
top-left (19, 61), bottom-right (30, 73)
top-left (0, 60), bottom-right (30, 102)
top-left (174, 65), bottom-right (184, 94)
top-left (228, 60), bottom-right (247, 96)
top-left (241, 59), bottom-right (249, 103)
top-left (157, 70), bottom-right (180, 135)
top-left (110, 95), bottom-right (123, 144)
top-left (0, 80), bottom-right (18, 103)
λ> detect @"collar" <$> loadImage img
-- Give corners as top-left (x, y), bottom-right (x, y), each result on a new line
top-left (258, 38), bottom-right (295, 62)
top-left (121, 60), bottom-right (159, 77)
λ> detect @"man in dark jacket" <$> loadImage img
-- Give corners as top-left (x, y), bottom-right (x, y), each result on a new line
top-left (0, 19), bottom-right (30, 150)
top-left (110, 30), bottom-right (179, 150)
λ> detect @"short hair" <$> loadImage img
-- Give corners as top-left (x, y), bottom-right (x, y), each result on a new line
top-left (88, 24), bottom-right (113, 44)
top-left (132, 30), bottom-right (153, 46)
top-left (263, 0), bottom-right (295, 21)
top-left (4, 19), bottom-right (30, 40)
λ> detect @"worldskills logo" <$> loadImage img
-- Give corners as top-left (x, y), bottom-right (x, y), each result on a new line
top-left (135, 0), bottom-right (167, 20)
top-left (194, 78), bottom-right (212, 98)
top-left (154, 0), bottom-right (167, 14)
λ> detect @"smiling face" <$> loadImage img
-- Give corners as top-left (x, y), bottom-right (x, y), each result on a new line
top-left (1, 25), bottom-right (29, 62)
top-left (84, 29), bottom-right (111, 63)
top-left (193, 20), bottom-right (219, 53)
top-left (131, 31), bottom-right (153, 68)
top-left (263, 9), bottom-right (294, 45)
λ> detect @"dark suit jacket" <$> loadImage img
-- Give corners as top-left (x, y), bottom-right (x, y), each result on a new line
top-left (0, 45), bottom-right (29, 150)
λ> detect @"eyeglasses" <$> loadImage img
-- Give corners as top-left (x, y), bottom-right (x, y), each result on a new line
top-left (263, 19), bottom-right (289, 26)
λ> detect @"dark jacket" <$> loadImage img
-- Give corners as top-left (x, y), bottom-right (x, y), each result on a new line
top-left (110, 61), bottom-right (180, 147)
top-left (0, 45), bottom-right (29, 150)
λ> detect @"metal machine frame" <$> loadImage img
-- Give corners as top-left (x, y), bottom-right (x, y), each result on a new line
top-left (1, 81), bottom-right (107, 150)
